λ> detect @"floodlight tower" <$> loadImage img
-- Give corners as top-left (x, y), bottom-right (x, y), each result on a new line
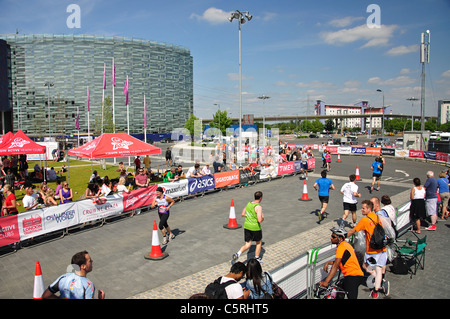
top-left (420, 30), bottom-right (430, 132)
top-left (229, 10), bottom-right (252, 164)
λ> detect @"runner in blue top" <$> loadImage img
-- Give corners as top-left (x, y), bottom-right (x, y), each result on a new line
top-left (42, 250), bottom-right (105, 299)
top-left (371, 157), bottom-right (383, 193)
top-left (314, 170), bottom-right (335, 221)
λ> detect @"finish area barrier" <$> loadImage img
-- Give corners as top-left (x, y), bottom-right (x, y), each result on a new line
top-left (270, 200), bottom-right (412, 299)
top-left (0, 159), bottom-right (315, 248)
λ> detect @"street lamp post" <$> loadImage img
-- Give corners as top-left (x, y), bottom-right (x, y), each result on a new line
top-left (258, 95), bottom-right (270, 146)
top-left (214, 103), bottom-right (221, 137)
top-left (376, 89), bottom-right (384, 136)
top-left (407, 97), bottom-right (419, 131)
top-left (44, 81), bottom-right (54, 140)
top-left (229, 10), bottom-right (252, 164)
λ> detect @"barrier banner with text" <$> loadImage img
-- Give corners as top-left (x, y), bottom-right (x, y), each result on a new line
top-left (157, 179), bottom-right (189, 198)
top-left (188, 175), bottom-right (215, 194)
top-left (214, 171), bottom-right (240, 188)
top-left (122, 185), bottom-right (157, 212)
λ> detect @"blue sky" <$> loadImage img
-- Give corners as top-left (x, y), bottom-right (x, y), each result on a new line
top-left (1, 0), bottom-right (449, 120)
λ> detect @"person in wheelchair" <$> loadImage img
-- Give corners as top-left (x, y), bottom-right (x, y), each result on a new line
top-left (319, 227), bottom-right (365, 299)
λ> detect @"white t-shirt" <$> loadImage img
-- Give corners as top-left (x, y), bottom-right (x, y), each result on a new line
top-left (220, 276), bottom-right (243, 299)
top-left (186, 167), bottom-right (199, 178)
top-left (341, 182), bottom-right (358, 204)
top-left (382, 204), bottom-right (397, 226)
top-left (23, 193), bottom-right (39, 209)
top-left (117, 184), bottom-right (129, 193)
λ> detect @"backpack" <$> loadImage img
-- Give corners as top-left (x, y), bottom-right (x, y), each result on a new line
top-left (204, 277), bottom-right (235, 299)
top-left (367, 215), bottom-right (387, 250)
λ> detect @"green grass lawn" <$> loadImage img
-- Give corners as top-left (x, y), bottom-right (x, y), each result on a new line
top-left (15, 159), bottom-right (125, 213)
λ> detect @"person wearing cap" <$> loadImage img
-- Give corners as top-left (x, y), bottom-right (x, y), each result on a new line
top-left (320, 227), bottom-right (364, 299)
top-left (23, 182), bottom-right (39, 211)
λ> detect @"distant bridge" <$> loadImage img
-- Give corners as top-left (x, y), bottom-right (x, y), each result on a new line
top-left (201, 114), bottom-right (436, 124)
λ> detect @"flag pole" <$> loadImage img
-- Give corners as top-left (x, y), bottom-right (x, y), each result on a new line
top-left (101, 62), bottom-right (106, 134)
top-left (144, 93), bottom-right (147, 143)
top-left (112, 57), bottom-right (116, 165)
top-left (124, 75), bottom-right (130, 167)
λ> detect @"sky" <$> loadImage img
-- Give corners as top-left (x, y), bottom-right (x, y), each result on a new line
top-left (1, 0), bottom-right (449, 121)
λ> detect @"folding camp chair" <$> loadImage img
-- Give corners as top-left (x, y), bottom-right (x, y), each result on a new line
top-left (392, 233), bottom-right (427, 278)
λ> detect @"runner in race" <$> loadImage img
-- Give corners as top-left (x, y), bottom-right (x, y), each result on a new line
top-left (151, 186), bottom-right (175, 244)
top-left (232, 191), bottom-right (265, 265)
top-left (313, 170), bottom-right (335, 221)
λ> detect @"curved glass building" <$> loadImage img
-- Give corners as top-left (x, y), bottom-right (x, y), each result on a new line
top-left (0, 34), bottom-right (193, 136)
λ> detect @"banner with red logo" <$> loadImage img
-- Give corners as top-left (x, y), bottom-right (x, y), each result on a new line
top-left (307, 158), bottom-right (316, 169)
top-left (0, 215), bottom-right (20, 246)
top-left (122, 185), bottom-right (158, 212)
top-left (214, 171), bottom-right (240, 188)
top-left (278, 162), bottom-right (295, 175)
top-left (409, 150), bottom-right (424, 158)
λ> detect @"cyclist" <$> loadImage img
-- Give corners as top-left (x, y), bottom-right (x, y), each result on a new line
top-left (320, 227), bottom-right (364, 299)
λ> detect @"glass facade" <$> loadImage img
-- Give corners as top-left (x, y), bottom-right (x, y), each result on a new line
top-left (0, 34), bottom-right (193, 136)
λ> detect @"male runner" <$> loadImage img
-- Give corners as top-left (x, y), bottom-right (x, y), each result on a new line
top-left (232, 191), bottom-right (265, 265)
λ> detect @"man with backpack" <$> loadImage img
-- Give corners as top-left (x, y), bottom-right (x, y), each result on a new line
top-left (347, 199), bottom-right (390, 299)
top-left (204, 262), bottom-right (250, 299)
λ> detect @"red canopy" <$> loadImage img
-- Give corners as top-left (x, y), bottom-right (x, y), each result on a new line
top-left (0, 131), bottom-right (13, 149)
top-left (68, 132), bottom-right (161, 159)
top-left (0, 130), bottom-right (46, 155)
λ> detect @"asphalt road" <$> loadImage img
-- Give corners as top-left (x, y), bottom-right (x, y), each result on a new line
top-left (1, 137), bottom-right (446, 299)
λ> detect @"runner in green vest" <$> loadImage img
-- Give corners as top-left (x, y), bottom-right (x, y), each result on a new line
top-left (232, 191), bottom-right (265, 265)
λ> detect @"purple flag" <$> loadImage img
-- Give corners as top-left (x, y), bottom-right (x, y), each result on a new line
top-left (144, 95), bottom-right (147, 128)
top-left (103, 63), bottom-right (106, 90)
top-left (123, 76), bottom-right (129, 106)
top-left (112, 59), bottom-right (116, 87)
top-left (87, 87), bottom-right (90, 112)
top-left (75, 107), bottom-right (80, 130)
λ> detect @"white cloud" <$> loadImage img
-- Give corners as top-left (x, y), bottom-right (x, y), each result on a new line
top-left (190, 7), bottom-right (230, 25)
top-left (275, 80), bottom-right (334, 89)
top-left (367, 75), bottom-right (417, 86)
top-left (328, 16), bottom-right (364, 28)
top-left (344, 80), bottom-right (361, 88)
top-left (321, 24), bottom-right (397, 48)
top-left (442, 70), bottom-right (450, 78)
top-left (385, 44), bottom-right (419, 56)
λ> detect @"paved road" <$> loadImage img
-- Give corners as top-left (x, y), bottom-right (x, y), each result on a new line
top-left (0, 143), bottom-right (448, 299)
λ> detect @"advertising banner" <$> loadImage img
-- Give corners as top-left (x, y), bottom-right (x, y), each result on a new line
top-left (436, 152), bottom-right (448, 162)
top-left (409, 150), bottom-right (424, 159)
top-left (327, 146), bottom-right (338, 153)
top-left (0, 215), bottom-right (20, 247)
top-left (278, 161), bottom-right (295, 175)
top-left (294, 160), bottom-right (302, 172)
top-left (122, 185), bottom-right (157, 212)
top-left (214, 171), bottom-right (240, 188)
top-left (338, 146), bottom-right (352, 155)
top-left (365, 147), bottom-right (381, 155)
top-left (78, 195), bottom-right (124, 223)
top-left (351, 147), bottom-right (366, 155)
top-left (18, 203), bottom-right (78, 240)
top-left (307, 158), bottom-right (316, 169)
top-left (239, 169), bottom-right (260, 184)
top-left (157, 179), bottom-right (189, 198)
top-left (424, 151), bottom-right (436, 160)
top-left (260, 165), bottom-right (278, 180)
top-left (381, 148), bottom-right (395, 156)
top-left (395, 149), bottom-right (409, 158)
top-left (188, 175), bottom-right (215, 194)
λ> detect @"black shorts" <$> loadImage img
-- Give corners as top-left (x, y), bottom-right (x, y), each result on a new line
top-left (372, 173), bottom-right (381, 179)
top-left (319, 195), bottom-right (329, 203)
top-left (343, 202), bottom-right (357, 212)
top-left (244, 229), bottom-right (262, 242)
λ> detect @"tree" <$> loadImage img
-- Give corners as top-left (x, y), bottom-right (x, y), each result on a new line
top-left (209, 110), bottom-right (233, 135)
top-left (184, 113), bottom-right (201, 141)
top-left (324, 119), bottom-right (334, 132)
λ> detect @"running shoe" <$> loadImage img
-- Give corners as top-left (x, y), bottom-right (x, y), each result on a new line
top-left (370, 290), bottom-right (379, 299)
top-left (318, 212), bottom-right (323, 221)
top-left (256, 257), bottom-right (264, 265)
top-left (162, 236), bottom-right (168, 245)
top-left (169, 233), bottom-right (175, 241)
top-left (376, 187), bottom-right (380, 191)
top-left (425, 224), bottom-right (436, 231)
top-left (231, 253), bottom-right (239, 265)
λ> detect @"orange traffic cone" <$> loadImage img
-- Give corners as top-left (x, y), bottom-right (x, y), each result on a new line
top-left (355, 164), bottom-right (361, 181)
top-left (299, 179), bottom-right (312, 201)
top-left (223, 199), bottom-right (242, 229)
top-left (337, 153), bottom-right (341, 163)
top-left (144, 220), bottom-right (169, 260)
top-left (33, 261), bottom-right (45, 299)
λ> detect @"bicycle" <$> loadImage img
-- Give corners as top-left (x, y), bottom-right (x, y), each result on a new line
top-left (313, 278), bottom-right (347, 299)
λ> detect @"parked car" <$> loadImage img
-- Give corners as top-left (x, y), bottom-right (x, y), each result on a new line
top-left (395, 138), bottom-right (403, 148)
top-left (309, 133), bottom-right (319, 138)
